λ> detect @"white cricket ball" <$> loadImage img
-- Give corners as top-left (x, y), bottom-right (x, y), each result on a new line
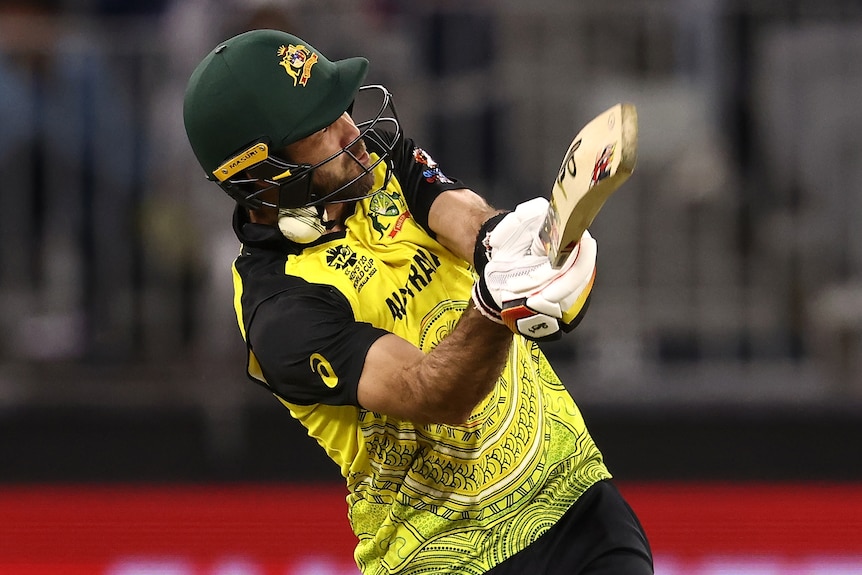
top-left (278, 207), bottom-right (326, 244)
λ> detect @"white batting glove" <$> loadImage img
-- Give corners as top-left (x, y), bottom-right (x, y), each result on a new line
top-left (472, 198), bottom-right (597, 341)
top-left (498, 231), bottom-right (596, 340)
top-left (472, 198), bottom-right (548, 322)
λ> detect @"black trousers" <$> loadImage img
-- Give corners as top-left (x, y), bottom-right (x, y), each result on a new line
top-left (485, 480), bottom-right (653, 575)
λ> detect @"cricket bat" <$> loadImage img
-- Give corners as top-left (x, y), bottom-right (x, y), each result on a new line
top-left (539, 103), bottom-right (639, 268)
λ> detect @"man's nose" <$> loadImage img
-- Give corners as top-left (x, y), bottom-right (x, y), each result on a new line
top-left (337, 113), bottom-right (361, 146)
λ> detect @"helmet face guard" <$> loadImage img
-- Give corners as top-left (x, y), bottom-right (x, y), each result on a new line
top-left (212, 85), bottom-right (402, 211)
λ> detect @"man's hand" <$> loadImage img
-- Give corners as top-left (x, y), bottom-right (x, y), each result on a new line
top-left (498, 233), bottom-right (596, 340)
top-left (472, 198), bottom-right (597, 341)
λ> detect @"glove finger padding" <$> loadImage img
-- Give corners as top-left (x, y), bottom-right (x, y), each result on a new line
top-left (472, 198), bottom-right (551, 323)
top-left (475, 198), bottom-right (549, 268)
top-left (499, 231), bottom-right (597, 341)
top-left (472, 199), bottom-right (597, 341)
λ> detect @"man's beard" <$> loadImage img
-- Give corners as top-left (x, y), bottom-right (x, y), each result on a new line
top-left (311, 172), bottom-right (374, 204)
top-left (309, 156), bottom-right (376, 205)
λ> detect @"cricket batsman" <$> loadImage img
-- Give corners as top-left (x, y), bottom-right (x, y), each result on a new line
top-left (183, 28), bottom-right (652, 575)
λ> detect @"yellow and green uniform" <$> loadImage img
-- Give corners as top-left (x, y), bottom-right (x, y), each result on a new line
top-left (231, 136), bottom-right (611, 575)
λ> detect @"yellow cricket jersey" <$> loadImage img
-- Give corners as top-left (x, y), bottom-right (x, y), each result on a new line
top-left (231, 136), bottom-right (610, 574)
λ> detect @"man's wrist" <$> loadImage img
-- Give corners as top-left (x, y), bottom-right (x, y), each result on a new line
top-left (471, 283), bottom-right (504, 324)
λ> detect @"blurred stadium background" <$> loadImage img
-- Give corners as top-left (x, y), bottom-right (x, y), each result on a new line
top-left (1, 0), bottom-right (861, 573)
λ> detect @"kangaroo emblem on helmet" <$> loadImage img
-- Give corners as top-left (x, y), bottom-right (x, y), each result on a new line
top-left (277, 44), bottom-right (318, 87)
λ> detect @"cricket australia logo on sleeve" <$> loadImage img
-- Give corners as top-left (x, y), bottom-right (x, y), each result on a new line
top-left (325, 245), bottom-right (377, 292)
top-left (277, 44), bottom-right (318, 86)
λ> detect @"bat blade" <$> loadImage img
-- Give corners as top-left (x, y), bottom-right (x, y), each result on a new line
top-left (540, 103), bottom-right (638, 268)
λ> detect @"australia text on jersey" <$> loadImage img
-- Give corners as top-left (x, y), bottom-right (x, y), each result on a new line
top-left (386, 248), bottom-right (441, 321)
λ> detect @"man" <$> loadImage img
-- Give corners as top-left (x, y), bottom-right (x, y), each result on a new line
top-left (183, 29), bottom-right (652, 575)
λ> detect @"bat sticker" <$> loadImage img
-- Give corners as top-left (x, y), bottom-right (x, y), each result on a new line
top-left (590, 144), bottom-right (615, 187)
top-left (557, 138), bottom-right (582, 188)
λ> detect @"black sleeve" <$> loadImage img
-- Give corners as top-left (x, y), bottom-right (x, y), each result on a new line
top-left (247, 284), bottom-right (389, 406)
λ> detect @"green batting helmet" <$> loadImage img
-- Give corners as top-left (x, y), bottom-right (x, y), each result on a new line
top-left (183, 29), bottom-right (369, 205)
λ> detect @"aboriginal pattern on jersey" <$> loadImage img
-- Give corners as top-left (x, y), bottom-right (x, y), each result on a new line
top-left (349, 340), bottom-right (609, 575)
top-left (270, 157), bottom-right (610, 574)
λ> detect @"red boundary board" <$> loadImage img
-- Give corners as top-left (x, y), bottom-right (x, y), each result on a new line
top-left (1, 482), bottom-right (861, 571)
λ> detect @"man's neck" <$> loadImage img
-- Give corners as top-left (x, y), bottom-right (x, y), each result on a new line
top-left (323, 202), bottom-right (350, 232)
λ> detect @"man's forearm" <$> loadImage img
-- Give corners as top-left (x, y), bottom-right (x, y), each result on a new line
top-left (408, 306), bottom-right (513, 424)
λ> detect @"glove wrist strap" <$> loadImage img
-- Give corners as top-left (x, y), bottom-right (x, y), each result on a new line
top-left (473, 211), bottom-right (510, 274)
top-left (471, 283), bottom-right (504, 324)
